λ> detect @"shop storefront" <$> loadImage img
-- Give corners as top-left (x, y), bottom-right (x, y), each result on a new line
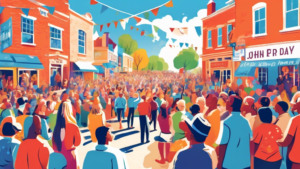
top-left (209, 60), bottom-right (233, 84)
top-left (49, 58), bottom-right (68, 87)
top-left (71, 61), bottom-right (98, 82)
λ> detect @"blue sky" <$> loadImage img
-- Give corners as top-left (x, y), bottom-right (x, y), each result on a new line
top-left (69, 0), bottom-right (228, 57)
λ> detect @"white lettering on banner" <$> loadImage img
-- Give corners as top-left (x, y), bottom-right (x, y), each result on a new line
top-left (240, 60), bottom-right (299, 68)
top-left (246, 43), bottom-right (299, 61)
top-left (108, 51), bottom-right (117, 63)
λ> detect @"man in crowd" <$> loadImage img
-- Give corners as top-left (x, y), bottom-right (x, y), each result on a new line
top-left (137, 95), bottom-right (151, 144)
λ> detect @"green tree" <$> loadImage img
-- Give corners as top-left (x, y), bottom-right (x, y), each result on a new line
top-left (146, 55), bottom-right (159, 71)
top-left (173, 47), bottom-right (199, 71)
top-left (118, 34), bottom-right (138, 55)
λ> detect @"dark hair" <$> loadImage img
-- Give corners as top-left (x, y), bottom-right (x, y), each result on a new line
top-left (232, 97), bottom-right (242, 112)
top-left (258, 108), bottom-right (273, 123)
top-left (260, 97), bottom-right (270, 107)
top-left (2, 123), bottom-right (16, 136)
top-left (52, 92), bottom-right (57, 99)
top-left (277, 101), bottom-right (289, 112)
top-left (190, 104), bottom-right (200, 115)
top-left (96, 126), bottom-right (109, 145)
top-left (53, 101), bottom-right (66, 151)
top-left (46, 101), bottom-right (51, 108)
top-left (161, 106), bottom-right (167, 119)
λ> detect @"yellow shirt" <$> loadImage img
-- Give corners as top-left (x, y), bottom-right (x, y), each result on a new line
top-left (88, 112), bottom-right (105, 142)
top-left (204, 109), bottom-right (221, 147)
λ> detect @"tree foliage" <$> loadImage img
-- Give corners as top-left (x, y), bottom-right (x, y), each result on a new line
top-left (132, 49), bottom-right (149, 71)
top-left (173, 47), bottom-right (199, 71)
top-left (145, 56), bottom-right (169, 71)
top-left (118, 34), bottom-right (138, 55)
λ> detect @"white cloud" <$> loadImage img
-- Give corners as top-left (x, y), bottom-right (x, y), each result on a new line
top-left (138, 9), bottom-right (207, 71)
top-left (93, 31), bottom-right (99, 40)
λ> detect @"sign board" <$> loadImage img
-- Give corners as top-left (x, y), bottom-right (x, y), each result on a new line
top-left (108, 50), bottom-right (117, 63)
top-left (210, 61), bottom-right (229, 69)
top-left (50, 59), bottom-right (63, 64)
top-left (1, 18), bottom-right (12, 51)
top-left (245, 42), bottom-right (300, 61)
top-left (233, 49), bottom-right (245, 61)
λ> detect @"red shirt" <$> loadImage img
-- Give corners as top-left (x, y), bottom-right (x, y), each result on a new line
top-left (15, 138), bottom-right (50, 169)
top-left (138, 101), bottom-right (151, 117)
top-left (287, 115), bottom-right (300, 163)
top-left (253, 123), bottom-right (283, 162)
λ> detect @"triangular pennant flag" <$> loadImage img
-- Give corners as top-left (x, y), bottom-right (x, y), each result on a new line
top-left (170, 28), bottom-right (175, 32)
top-left (100, 25), bottom-right (104, 32)
top-left (195, 26), bottom-right (202, 37)
top-left (120, 18), bottom-right (129, 30)
top-left (185, 43), bottom-right (189, 47)
top-left (136, 28), bottom-right (139, 31)
top-left (43, 5), bottom-right (55, 15)
top-left (130, 26), bottom-right (134, 30)
top-left (101, 5), bottom-right (109, 14)
top-left (107, 23), bottom-right (111, 28)
top-left (147, 33), bottom-right (154, 38)
top-left (114, 21), bottom-right (118, 28)
top-left (151, 8), bottom-right (159, 16)
top-left (133, 16), bottom-right (142, 23)
top-left (165, 0), bottom-right (174, 7)
top-left (154, 26), bottom-right (159, 32)
top-left (171, 38), bottom-right (176, 43)
top-left (90, 0), bottom-right (98, 5)
top-left (169, 45), bottom-right (172, 48)
top-left (195, 47), bottom-right (198, 51)
top-left (21, 8), bottom-right (30, 16)
top-left (144, 12), bottom-right (150, 20)
top-left (141, 30), bottom-right (145, 36)
top-left (0, 7), bottom-right (4, 14)
top-left (180, 43), bottom-right (184, 48)
top-left (181, 27), bottom-right (188, 34)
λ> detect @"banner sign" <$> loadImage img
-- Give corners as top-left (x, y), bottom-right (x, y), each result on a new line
top-left (211, 61), bottom-right (228, 69)
top-left (239, 59), bottom-right (300, 68)
top-left (246, 42), bottom-right (300, 61)
top-left (233, 49), bottom-right (245, 61)
top-left (108, 50), bottom-right (117, 63)
top-left (1, 17), bottom-right (12, 52)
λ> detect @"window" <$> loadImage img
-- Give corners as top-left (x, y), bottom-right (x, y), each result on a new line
top-left (218, 58), bottom-right (222, 61)
top-left (21, 17), bottom-right (34, 44)
top-left (222, 70), bottom-right (231, 84)
top-left (39, 8), bottom-right (48, 17)
top-left (78, 30), bottom-right (86, 54)
top-left (224, 57), bottom-right (232, 60)
top-left (208, 30), bottom-right (212, 48)
top-left (254, 6), bottom-right (266, 35)
top-left (218, 27), bottom-right (222, 46)
top-left (209, 59), bottom-right (215, 61)
top-left (227, 24), bottom-right (232, 42)
top-left (286, 0), bottom-right (299, 28)
top-left (50, 27), bottom-right (62, 49)
top-left (258, 68), bottom-right (268, 85)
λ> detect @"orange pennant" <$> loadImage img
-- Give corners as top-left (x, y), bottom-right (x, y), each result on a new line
top-left (107, 23), bottom-right (111, 28)
top-left (169, 45), bottom-right (172, 48)
top-left (170, 28), bottom-right (175, 32)
top-left (90, 0), bottom-right (98, 5)
top-left (100, 25), bottom-right (103, 32)
top-left (130, 26), bottom-right (134, 30)
top-left (133, 16), bottom-right (142, 23)
top-left (151, 8), bottom-right (159, 16)
top-left (136, 28), bottom-right (139, 31)
top-left (141, 31), bottom-right (145, 36)
top-left (114, 21), bottom-right (118, 28)
top-left (165, 0), bottom-right (173, 7)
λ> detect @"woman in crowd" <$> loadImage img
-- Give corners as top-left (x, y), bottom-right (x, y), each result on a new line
top-left (88, 97), bottom-right (106, 143)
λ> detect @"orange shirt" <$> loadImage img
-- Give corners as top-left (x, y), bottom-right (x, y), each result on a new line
top-left (138, 102), bottom-right (151, 118)
top-left (204, 109), bottom-right (220, 147)
top-left (15, 115), bottom-right (30, 142)
top-left (287, 116), bottom-right (300, 163)
top-left (15, 138), bottom-right (50, 169)
top-left (52, 123), bottom-right (81, 151)
top-left (88, 112), bottom-right (105, 142)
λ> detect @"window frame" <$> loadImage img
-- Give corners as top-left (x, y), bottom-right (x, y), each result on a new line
top-left (207, 30), bottom-right (212, 48)
top-left (78, 30), bottom-right (86, 54)
top-left (218, 27), bottom-right (223, 47)
top-left (258, 67), bottom-right (268, 85)
top-left (227, 24), bottom-right (232, 43)
top-left (38, 8), bottom-right (48, 17)
top-left (222, 70), bottom-right (231, 84)
top-left (49, 25), bottom-right (63, 50)
top-left (21, 16), bottom-right (35, 45)
top-left (283, 0), bottom-right (300, 30)
top-left (252, 2), bottom-right (267, 37)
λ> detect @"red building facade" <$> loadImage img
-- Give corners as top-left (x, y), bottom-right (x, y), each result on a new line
top-left (0, 0), bottom-right (70, 87)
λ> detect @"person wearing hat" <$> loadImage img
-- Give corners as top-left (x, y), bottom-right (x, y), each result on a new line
top-left (83, 126), bottom-right (128, 169)
top-left (88, 97), bottom-right (106, 143)
top-left (0, 116), bottom-right (22, 169)
top-left (173, 113), bottom-right (217, 169)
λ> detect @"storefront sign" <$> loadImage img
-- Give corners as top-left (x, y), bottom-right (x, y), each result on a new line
top-left (239, 59), bottom-right (300, 68)
top-left (1, 18), bottom-right (12, 52)
top-left (50, 59), bottom-right (63, 64)
top-left (233, 49), bottom-right (245, 61)
top-left (94, 51), bottom-right (105, 60)
top-left (108, 50), bottom-right (117, 63)
top-left (246, 42), bottom-right (300, 61)
top-left (211, 61), bottom-right (228, 68)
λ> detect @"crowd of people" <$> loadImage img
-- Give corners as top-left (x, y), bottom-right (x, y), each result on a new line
top-left (0, 70), bottom-right (300, 169)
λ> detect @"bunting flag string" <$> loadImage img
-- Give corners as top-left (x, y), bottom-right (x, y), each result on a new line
top-left (0, 5), bottom-right (55, 15)
top-left (165, 0), bottom-right (174, 7)
top-left (195, 47), bottom-right (198, 51)
top-left (169, 45), bottom-right (172, 48)
top-left (114, 21), bottom-right (118, 28)
top-left (154, 26), bottom-right (160, 32)
top-left (21, 8), bottom-right (30, 16)
top-left (107, 23), bottom-right (111, 28)
top-left (133, 16), bottom-right (142, 23)
top-left (195, 26), bottom-right (202, 37)
top-left (43, 5), bottom-right (55, 15)
top-left (90, 0), bottom-right (98, 5)
top-left (100, 5), bottom-right (109, 13)
top-left (170, 28), bottom-right (175, 32)
top-left (141, 30), bottom-right (145, 36)
top-left (151, 8), bottom-right (159, 16)
top-left (171, 38), bottom-right (176, 43)
top-left (136, 28), bottom-right (139, 31)
top-left (143, 12), bottom-right (150, 20)
top-left (185, 43), bottom-right (189, 47)
top-left (180, 43), bottom-right (184, 48)
top-left (100, 25), bottom-right (104, 32)
top-left (130, 26), bottom-right (134, 30)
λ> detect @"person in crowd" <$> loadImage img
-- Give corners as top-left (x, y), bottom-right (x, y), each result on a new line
top-left (189, 104), bottom-right (201, 116)
top-left (88, 97), bottom-right (106, 143)
top-left (48, 152), bottom-right (67, 169)
top-left (196, 97), bottom-right (207, 114)
top-left (83, 126), bottom-right (128, 169)
top-left (55, 72), bottom-right (61, 90)
top-left (277, 74), bottom-right (284, 94)
top-left (0, 116), bottom-right (21, 169)
top-left (218, 95), bottom-right (252, 169)
top-left (127, 90), bottom-right (140, 129)
top-left (15, 115), bottom-right (50, 169)
top-left (241, 96), bottom-right (257, 117)
top-left (52, 101), bottom-right (81, 169)
top-left (173, 113), bottom-right (217, 169)
top-left (137, 95), bottom-right (151, 144)
top-left (253, 107), bottom-right (283, 169)
top-left (114, 92), bottom-right (127, 129)
top-left (154, 102), bottom-right (172, 164)
top-left (283, 69), bottom-right (292, 100)
top-left (149, 96), bottom-right (159, 131)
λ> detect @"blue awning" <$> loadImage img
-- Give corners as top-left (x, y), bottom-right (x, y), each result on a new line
top-left (235, 59), bottom-right (300, 77)
top-left (103, 61), bottom-right (118, 69)
top-left (94, 65), bottom-right (105, 74)
top-left (0, 53), bottom-right (44, 69)
top-left (73, 61), bottom-right (98, 72)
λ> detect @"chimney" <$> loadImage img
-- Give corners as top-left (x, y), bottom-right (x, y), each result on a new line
top-left (102, 32), bottom-right (109, 47)
top-left (207, 0), bottom-right (216, 16)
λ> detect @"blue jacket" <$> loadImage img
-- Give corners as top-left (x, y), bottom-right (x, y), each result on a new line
top-left (0, 137), bottom-right (20, 169)
top-left (115, 97), bottom-right (127, 112)
top-left (128, 93), bottom-right (140, 109)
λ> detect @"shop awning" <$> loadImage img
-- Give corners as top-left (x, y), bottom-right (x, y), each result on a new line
top-left (103, 61), bottom-right (118, 69)
top-left (73, 61), bottom-right (98, 72)
top-left (0, 53), bottom-right (44, 69)
top-left (94, 65), bottom-right (105, 74)
top-left (235, 59), bottom-right (300, 77)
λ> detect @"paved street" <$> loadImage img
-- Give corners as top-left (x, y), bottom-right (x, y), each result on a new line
top-left (77, 116), bottom-right (174, 169)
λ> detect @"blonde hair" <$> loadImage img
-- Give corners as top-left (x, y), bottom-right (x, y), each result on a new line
top-left (63, 101), bottom-right (76, 124)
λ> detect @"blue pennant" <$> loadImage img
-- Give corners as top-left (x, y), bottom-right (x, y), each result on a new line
top-left (179, 43), bottom-right (184, 48)
top-left (21, 8), bottom-right (30, 16)
top-left (101, 5), bottom-right (109, 14)
top-left (171, 38), bottom-right (176, 43)
top-left (195, 26), bottom-right (202, 37)
top-left (0, 7), bottom-right (4, 14)
top-left (185, 43), bottom-right (189, 47)
top-left (43, 5), bottom-right (55, 15)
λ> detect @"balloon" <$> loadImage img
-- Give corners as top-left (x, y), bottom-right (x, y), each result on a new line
top-left (244, 87), bottom-right (252, 95)
top-left (250, 90), bottom-right (255, 96)
top-left (237, 78), bottom-right (242, 86)
top-left (256, 89), bottom-right (262, 96)
top-left (270, 95), bottom-right (276, 101)
top-left (248, 77), bottom-right (255, 81)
